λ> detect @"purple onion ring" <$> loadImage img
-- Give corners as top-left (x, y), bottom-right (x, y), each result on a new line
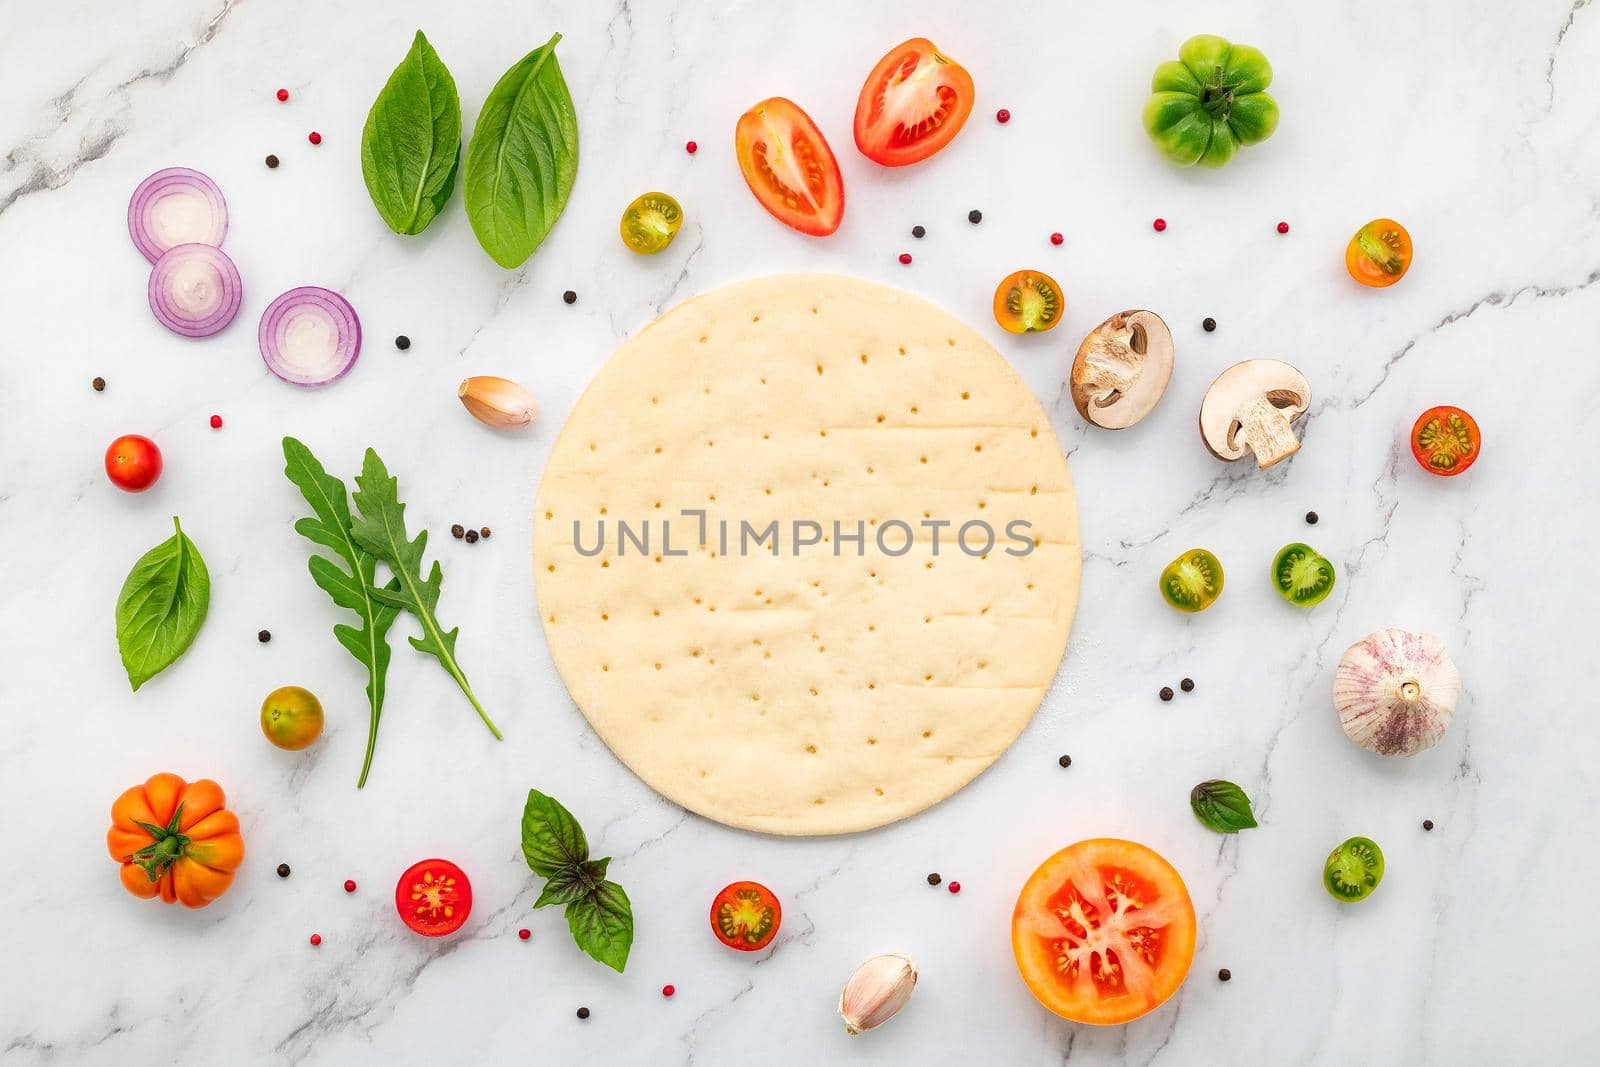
top-left (258, 287), bottom-right (362, 387)
top-left (147, 243), bottom-right (243, 338)
top-left (128, 167), bottom-right (228, 263)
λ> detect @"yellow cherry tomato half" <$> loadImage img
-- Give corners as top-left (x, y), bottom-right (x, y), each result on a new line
top-left (993, 269), bottom-right (1065, 333)
top-left (260, 685), bottom-right (324, 751)
top-left (1345, 218), bottom-right (1412, 287)
top-left (620, 192), bottom-right (683, 254)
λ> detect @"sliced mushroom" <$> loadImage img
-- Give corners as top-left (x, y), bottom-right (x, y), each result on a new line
top-left (1198, 360), bottom-right (1311, 468)
top-left (1070, 310), bottom-right (1174, 429)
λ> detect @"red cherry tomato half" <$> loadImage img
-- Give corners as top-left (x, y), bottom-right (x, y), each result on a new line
top-left (105, 434), bottom-right (163, 492)
top-left (1410, 405), bottom-right (1480, 476)
top-left (734, 98), bottom-right (844, 236)
top-left (710, 880), bottom-right (781, 951)
top-left (853, 37), bottom-right (976, 167)
top-left (395, 858), bottom-right (472, 937)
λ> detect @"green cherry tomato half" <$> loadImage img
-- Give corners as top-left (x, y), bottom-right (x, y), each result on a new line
top-left (620, 192), bottom-right (683, 254)
top-left (1271, 543), bottom-right (1336, 606)
top-left (1143, 34), bottom-right (1279, 168)
top-left (1323, 837), bottom-right (1384, 902)
top-left (1159, 548), bottom-right (1224, 612)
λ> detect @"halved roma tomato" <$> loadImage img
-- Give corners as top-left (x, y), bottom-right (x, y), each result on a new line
top-left (735, 98), bottom-right (844, 236)
top-left (1012, 839), bottom-right (1196, 1025)
top-left (993, 270), bottom-right (1065, 334)
top-left (395, 858), bottom-right (472, 937)
top-left (1410, 405), bottom-right (1480, 476)
top-left (853, 37), bottom-right (975, 167)
top-left (1345, 218), bottom-right (1413, 287)
top-left (710, 880), bottom-right (781, 951)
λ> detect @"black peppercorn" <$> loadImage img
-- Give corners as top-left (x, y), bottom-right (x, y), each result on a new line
top-left (394, 335), bottom-right (411, 351)
top-left (1422, 819), bottom-right (1434, 831)
top-left (1180, 678), bottom-right (1194, 693)
top-left (1305, 511), bottom-right (1319, 525)
top-left (926, 872), bottom-right (941, 886)
top-left (1159, 686), bottom-right (1174, 702)
top-left (1058, 754), bottom-right (1072, 768)
top-left (465, 529), bottom-right (479, 544)
top-left (276, 863), bottom-right (291, 878)
top-left (1202, 317), bottom-right (1216, 332)
top-left (576, 1007), bottom-right (590, 1019)
top-left (967, 209), bottom-right (982, 224)
top-left (912, 225), bottom-right (926, 238)
top-left (563, 290), bottom-right (577, 305)
top-left (265, 154), bottom-right (280, 169)
top-left (258, 630), bottom-right (271, 643)
top-left (1218, 968), bottom-right (1231, 982)
top-left (92, 376), bottom-right (106, 391)
top-left (451, 524), bottom-right (465, 539)
top-left (480, 527), bottom-right (492, 539)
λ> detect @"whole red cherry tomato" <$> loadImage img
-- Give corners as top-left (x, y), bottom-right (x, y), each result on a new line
top-left (105, 434), bottom-right (163, 492)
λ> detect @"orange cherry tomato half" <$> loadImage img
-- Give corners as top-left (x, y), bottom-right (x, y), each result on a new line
top-left (1345, 218), bottom-right (1413, 287)
top-left (395, 858), bottom-right (472, 937)
top-left (1410, 405), bottom-right (1480, 476)
top-left (993, 270), bottom-right (1065, 333)
top-left (710, 880), bottom-right (781, 951)
top-left (105, 434), bottom-right (163, 492)
top-left (1012, 839), bottom-right (1196, 1026)
top-left (734, 98), bottom-right (844, 237)
top-left (853, 37), bottom-right (976, 167)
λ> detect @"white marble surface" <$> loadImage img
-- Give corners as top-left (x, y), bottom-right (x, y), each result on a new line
top-left (3, 0), bottom-right (1598, 1063)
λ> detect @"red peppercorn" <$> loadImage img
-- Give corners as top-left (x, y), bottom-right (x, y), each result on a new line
top-left (309, 933), bottom-right (322, 946)
top-left (343, 879), bottom-right (356, 893)
top-left (518, 928), bottom-right (531, 941)
top-left (1153, 218), bottom-right (1167, 232)
top-left (662, 984), bottom-right (676, 997)
top-left (685, 140), bottom-right (698, 154)
top-left (996, 108), bottom-right (1011, 123)
top-left (276, 88), bottom-right (289, 102)
top-left (898, 253), bottom-right (912, 265)
top-left (308, 131), bottom-right (322, 145)
top-left (1277, 221), bottom-right (1290, 234)
top-left (209, 414), bottom-right (222, 429)
top-left (1050, 232), bottom-right (1064, 246)
top-left (948, 881), bottom-right (961, 894)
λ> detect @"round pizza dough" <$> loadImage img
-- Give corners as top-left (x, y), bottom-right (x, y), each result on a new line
top-left (534, 274), bottom-right (1080, 834)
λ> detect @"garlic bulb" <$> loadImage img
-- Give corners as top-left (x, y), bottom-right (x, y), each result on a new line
top-left (458, 376), bottom-right (536, 430)
top-left (1334, 628), bottom-right (1460, 755)
top-left (838, 953), bottom-right (916, 1035)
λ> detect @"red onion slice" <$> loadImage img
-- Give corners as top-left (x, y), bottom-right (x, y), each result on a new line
top-left (128, 168), bottom-right (228, 263)
top-left (258, 287), bottom-right (362, 387)
top-left (147, 243), bottom-right (243, 337)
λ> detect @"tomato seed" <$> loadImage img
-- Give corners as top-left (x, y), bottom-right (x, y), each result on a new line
top-left (308, 131), bottom-right (322, 145)
top-left (1422, 819), bottom-right (1434, 831)
top-left (1202, 317), bottom-right (1217, 332)
top-left (209, 414), bottom-right (222, 429)
top-left (394, 335), bottom-right (411, 351)
top-left (662, 985), bottom-right (675, 997)
top-left (1050, 232), bottom-right (1064, 245)
top-left (1159, 687), bottom-right (1174, 701)
top-left (1152, 218), bottom-right (1167, 232)
top-left (265, 154), bottom-right (279, 169)
top-left (1218, 968), bottom-right (1231, 981)
top-left (309, 933), bottom-right (322, 946)
top-left (685, 140), bottom-right (698, 154)
top-left (259, 630), bottom-right (272, 643)
top-left (1277, 221), bottom-right (1290, 234)
top-left (1180, 678), bottom-right (1194, 693)
top-left (1058, 754), bottom-right (1072, 768)
top-left (576, 1007), bottom-right (590, 1020)
top-left (1305, 511), bottom-right (1319, 525)
top-left (996, 108), bottom-right (1011, 123)
top-left (276, 88), bottom-right (289, 102)
top-left (518, 928), bottom-right (531, 940)
top-left (344, 879), bottom-right (357, 893)
top-left (926, 872), bottom-right (941, 886)
top-left (92, 377), bottom-right (106, 391)
top-left (948, 881), bottom-right (961, 894)
top-left (898, 253), bottom-right (912, 265)
top-left (277, 862), bottom-right (290, 877)
top-left (563, 290), bottom-right (578, 305)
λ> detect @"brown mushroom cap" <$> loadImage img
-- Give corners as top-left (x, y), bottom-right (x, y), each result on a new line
top-left (1198, 360), bottom-right (1311, 468)
top-left (1070, 310), bottom-right (1174, 430)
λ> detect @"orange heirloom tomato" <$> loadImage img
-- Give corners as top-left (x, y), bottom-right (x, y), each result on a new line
top-left (1012, 839), bottom-right (1196, 1025)
top-left (1345, 218), bottom-right (1413, 287)
top-left (106, 772), bottom-right (243, 908)
top-left (993, 270), bottom-right (1065, 334)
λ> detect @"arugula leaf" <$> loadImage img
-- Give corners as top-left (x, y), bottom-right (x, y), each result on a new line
top-left (282, 437), bottom-right (403, 787)
top-left (463, 33), bottom-right (579, 268)
top-left (350, 447), bottom-right (501, 740)
top-left (521, 789), bottom-right (633, 972)
top-left (1190, 779), bottom-right (1259, 833)
top-left (361, 30), bottom-right (462, 235)
top-left (115, 516), bottom-right (209, 691)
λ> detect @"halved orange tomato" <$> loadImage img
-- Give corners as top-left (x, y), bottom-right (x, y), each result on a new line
top-left (853, 38), bottom-right (975, 167)
top-left (993, 270), bottom-right (1065, 333)
top-left (1345, 218), bottom-right (1413, 287)
top-left (1012, 839), bottom-right (1196, 1025)
top-left (1410, 405), bottom-right (1480, 476)
top-left (735, 98), bottom-right (844, 236)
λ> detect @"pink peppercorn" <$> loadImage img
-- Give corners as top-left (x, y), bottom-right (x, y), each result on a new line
top-left (1050, 232), bottom-right (1064, 246)
top-left (898, 253), bottom-right (912, 265)
top-left (1153, 218), bottom-right (1167, 232)
top-left (276, 89), bottom-right (289, 102)
top-left (343, 879), bottom-right (356, 893)
top-left (948, 881), bottom-right (961, 894)
top-left (685, 140), bottom-right (698, 154)
top-left (662, 984), bottom-right (676, 997)
top-left (996, 108), bottom-right (1011, 123)
top-left (209, 414), bottom-right (222, 429)
top-left (1277, 221), bottom-right (1290, 234)
top-left (518, 928), bottom-right (531, 940)
top-left (309, 933), bottom-right (322, 946)
top-left (308, 131), bottom-right (322, 145)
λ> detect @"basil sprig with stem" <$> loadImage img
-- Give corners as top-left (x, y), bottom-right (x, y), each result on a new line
top-left (1190, 779), bottom-right (1259, 833)
top-left (361, 29), bottom-right (462, 235)
top-left (521, 789), bottom-right (633, 972)
top-left (115, 516), bottom-right (210, 691)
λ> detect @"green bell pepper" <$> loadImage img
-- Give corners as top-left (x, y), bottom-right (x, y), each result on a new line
top-left (1143, 34), bottom-right (1280, 168)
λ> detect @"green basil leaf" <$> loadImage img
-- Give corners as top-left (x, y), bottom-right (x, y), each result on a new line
top-left (115, 516), bottom-right (210, 691)
top-left (533, 859), bottom-right (609, 909)
top-left (463, 32), bottom-right (578, 268)
top-left (564, 880), bottom-right (632, 973)
top-left (520, 788), bottom-right (589, 877)
top-left (1190, 779), bottom-right (1259, 833)
top-left (361, 30), bottom-right (462, 235)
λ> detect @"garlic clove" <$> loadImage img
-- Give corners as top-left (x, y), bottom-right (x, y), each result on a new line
top-left (838, 952), bottom-right (916, 1035)
top-left (1334, 628), bottom-right (1461, 756)
top-left (458, 376), bottom-right (536, 430)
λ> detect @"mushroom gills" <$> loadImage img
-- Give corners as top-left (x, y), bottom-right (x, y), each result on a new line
top-left (1198, 359), bottom-right (1311, 468)
top-left (1070, 310), bottom-right (1174, 429)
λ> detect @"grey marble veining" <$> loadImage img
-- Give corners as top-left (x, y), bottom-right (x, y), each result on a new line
top-left (2, 0), bottom-right (1598, 1063)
